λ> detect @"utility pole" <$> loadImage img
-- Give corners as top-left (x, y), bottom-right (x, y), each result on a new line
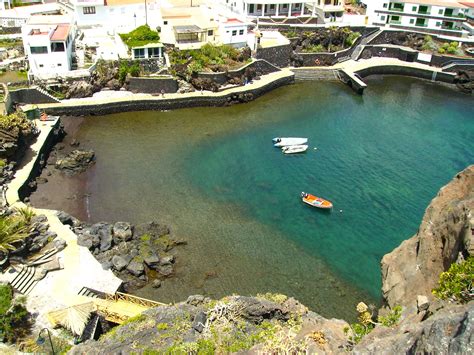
top-left (145, 0), bottom-right (148, 25)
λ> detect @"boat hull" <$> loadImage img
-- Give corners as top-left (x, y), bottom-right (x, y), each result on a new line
top-left (282, 144), bottom-right (308, 154)
top-left (301, 192), bottom-right (333, 209)
top-left (273, 137), bottom-right (308, 147)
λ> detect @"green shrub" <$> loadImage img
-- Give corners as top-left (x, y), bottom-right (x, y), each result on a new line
top-left (119, 25), bottom-right (160, 48)
top-left (0, 285), bottom-right (31, 343)
top-left (432, 256), bottom-right (473, 304)
top-left (303, 44), bottom-right (325, 53)
top-left (345, 32), bottom-right (361, 47)
top-left (378, 305), bottom-right (402, 327)
top-left (0, 159), bottom-right (6, 168)
top-left (118, 60), bottom-right (141, 84)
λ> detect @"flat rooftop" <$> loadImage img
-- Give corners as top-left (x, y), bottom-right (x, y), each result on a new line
top-left (51, 24), bottom-right (71, 41)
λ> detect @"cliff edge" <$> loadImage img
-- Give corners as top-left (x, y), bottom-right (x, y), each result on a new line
top-left (381, 165), bottom-right (474, 310)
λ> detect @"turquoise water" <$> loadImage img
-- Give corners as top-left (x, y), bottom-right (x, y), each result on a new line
top-left (34, 77), bottom-right (473, 320)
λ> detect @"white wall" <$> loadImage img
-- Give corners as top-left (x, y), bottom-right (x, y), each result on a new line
top-left (220, 24), bottom-right (247, 46)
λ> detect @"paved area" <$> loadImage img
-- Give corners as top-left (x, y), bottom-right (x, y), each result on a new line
top-left (22, 69), bottom-right (295, 112)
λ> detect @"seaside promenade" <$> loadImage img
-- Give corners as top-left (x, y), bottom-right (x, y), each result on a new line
top-left (20, 57), bottom-right (457, 116)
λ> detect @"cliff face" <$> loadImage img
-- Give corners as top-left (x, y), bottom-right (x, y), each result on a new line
top-left (381, 165), bottom-right (474, 310)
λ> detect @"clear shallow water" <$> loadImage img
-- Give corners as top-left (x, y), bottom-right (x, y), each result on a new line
top-left (34, 77), bottom-right (473, 320)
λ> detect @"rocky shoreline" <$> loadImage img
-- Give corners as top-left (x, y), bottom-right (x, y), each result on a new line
top-left (71, 165), bottom-right (474, 354)
top-left (58, 211), bottom-right (186, 291)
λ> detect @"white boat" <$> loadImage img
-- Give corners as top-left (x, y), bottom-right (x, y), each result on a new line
top-left (282, 144), bottom-right (308, 154)
top-left (273, 137), bottom-right (308, 147)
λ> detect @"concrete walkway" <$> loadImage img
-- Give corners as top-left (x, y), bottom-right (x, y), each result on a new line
top-left (21, 69), bottom-right (295, 112)
top-left (1, 117), bottom-right (122, 331)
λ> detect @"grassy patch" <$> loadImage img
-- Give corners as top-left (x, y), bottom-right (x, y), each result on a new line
top-left (119, 25), bottom-right (160, 48)
top-left (0, 284), bottom-right (13, 315)
top-left (0, 39), bottom-right (22, 49)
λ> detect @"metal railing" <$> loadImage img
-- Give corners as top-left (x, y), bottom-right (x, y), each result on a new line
top-left (105, 291), bottom-right (167, 308)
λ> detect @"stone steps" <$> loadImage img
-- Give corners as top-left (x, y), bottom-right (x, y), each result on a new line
top-left (10, 265), bottom-right (39, 294)
top-left (78, 286), bottom-right (100, 298)
top-left (291, 69), bottom-right (336, 81)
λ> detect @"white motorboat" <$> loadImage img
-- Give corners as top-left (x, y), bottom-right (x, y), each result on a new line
top-left (282, 144), bottom-right (308, 154)
top-left (273, 137), bottom-right (308, 147)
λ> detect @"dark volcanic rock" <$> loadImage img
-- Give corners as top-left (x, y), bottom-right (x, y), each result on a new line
top-left (111, 255), bottom-right (129, 271)
top-left (126, 260), bottom-right (145, 276)
top-left (90, 223), bottom-right (113, 252)
top-left (134, 221), bottom-right (170, 238)
top-left (236, 296), bottom-right (289, 323)
top-left (55, 149), bottom-right (95, 175)
top-left (113, 222), bottom-right (133, 243)
top-left (192, 311), bottom-right (207, 333)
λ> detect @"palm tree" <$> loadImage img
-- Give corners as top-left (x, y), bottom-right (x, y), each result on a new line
top-left (0, 214), bottom-right (29, 253)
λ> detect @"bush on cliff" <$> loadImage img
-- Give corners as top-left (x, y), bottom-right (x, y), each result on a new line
top-left (0, 208), bottom-right (33, 253)
top-left (0, 111), bottom-right (33, 138)
top-left (0, 284), bottom-right (31, 343)
top-left (432, 256), bottom-right (474, 304)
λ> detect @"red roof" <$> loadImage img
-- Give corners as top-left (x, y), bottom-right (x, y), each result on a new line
top-left (225, 18), bottom-right (243, 24)
top-left (50, 24), bottom-right (70, 41)
top-left (459, 2), bottom-right (474, 7)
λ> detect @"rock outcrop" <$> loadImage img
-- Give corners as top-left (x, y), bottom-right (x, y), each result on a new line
top-left (381, 165), bottom-right (474, 310)
top-left (55, 149), bottom-right (95, 175)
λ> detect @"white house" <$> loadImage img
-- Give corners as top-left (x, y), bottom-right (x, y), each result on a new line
top-left (0, 3), bottom-right (62, 28)
top-left (69, 0), bottom-right (161, 32)
top-left (21, 15), bottom-right (76, 80)
top-left (218, 0), bottom-right (344, 22)
top-left (218, 17), bottom-right (249, 47)
top-left (459, 1), bottom-right (474, 34)
top-left (367, 0), bottom-right (470, 37)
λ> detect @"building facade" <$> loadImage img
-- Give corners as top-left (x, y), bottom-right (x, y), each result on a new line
top-left (21, 15), bottom-right (76, 80)
top-left (219, 0), bottom-right (344, 22)
top-left (368, 0), bottom-right (469, 36)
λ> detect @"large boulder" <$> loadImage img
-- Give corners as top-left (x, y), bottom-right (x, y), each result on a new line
top-left (381, 165), bottom-right (474, 310)
top-left (134, 221), bottom-right (169, 238)
top-left (65, 80), bottom-right (95, 99)
top-left (126, 260), bottom-right (145, 277)
top-left (90, 223), bottom-right (114, 252)
top-left (55, 150), bottom-right (95, 175)
top-left (113, 222), bottom-right (133, 243)
top-left (111, 255), bottom-right (129, 271)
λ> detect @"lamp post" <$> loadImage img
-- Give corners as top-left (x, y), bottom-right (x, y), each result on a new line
top-left (134, 13), bottom-right (136, 28)
top-left (145, 0), bottom-right (148, 26)
top-left (36, 328), bottom-right (56, 355)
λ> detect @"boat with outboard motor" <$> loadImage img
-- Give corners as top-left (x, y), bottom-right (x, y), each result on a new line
top-left (273, 137), bottom-right (308, 147)
top-left (301, 192), bottom-right (333, 209)
top-left (282, 144), bottom-right (308, 154)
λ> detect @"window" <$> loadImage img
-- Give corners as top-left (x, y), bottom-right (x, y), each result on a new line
top-left (58, 63), bottom-right (62, 67)
top-left (232, 30), bottom-right (237, 36)
top-left (39, 64), bottom-right (44, 67)
top-left (249, 4), bottom-right (254, 13)
top-left (383, 3), bottom-right (387, 8)
top-left (438, 9), bottom-right (443, 15)
top-left (257, 4), bottom-right (262, 11)
top-left (270, 4), bottom-right (275, 10)
top-left (164, 20), bottom-right (168, 25)
top-left (381, 15), bottom-right (386, 21)
top-left (134, 48), bottom-right (145, 59)
top-left (83, 6), bottom-right (96, 15)
top-left (51, 42), bottom-right (65, 52)
top-left (30, 46), bottom-right (48, 54)
top-left (239, 29), bottom-right (244, 35)
top-left (412, 6), bottom-right (416, 11)
top-left (148, 47), bottom-right (160, 58)
top-left (444, 8), bottom-right (453, 16)
top-left (208, 30), bottom-right (213, 36)
top-left (409, 19), bottom-right (414, 24)
top-left (436, 21), bottom-right (441, 26)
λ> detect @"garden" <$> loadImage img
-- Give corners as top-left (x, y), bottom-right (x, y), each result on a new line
top-left (282, 27), bottom-right (361, 53)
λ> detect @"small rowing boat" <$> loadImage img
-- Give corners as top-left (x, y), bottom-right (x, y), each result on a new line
top-left (282, 144), bottom-right (308, 154)
top-left (273, 137), bottom-right (308, 147)
top-left (301, 192), bottom-right (333, 209)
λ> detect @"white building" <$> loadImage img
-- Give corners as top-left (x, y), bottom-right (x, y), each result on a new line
top-left (368, 0), bottom-right (470, 37)
top-left (218, 0), bottom-right (345, 23)
top-left (21, 15), bottom-right (76, 80)
top-left (218, 17), bottom-right (249, 47)
top-left (68, 0), bottom-right (161, 32)
top-left (459, 1), bottom-right (474, 34)
top-left (0, 3), bottom-right (62, 28)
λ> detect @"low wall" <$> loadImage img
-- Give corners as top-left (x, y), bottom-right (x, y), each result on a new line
top-left (195, 60), bottom-right (280, 85)
top-left (354, 65), bottom-right (456, 84)
top-left (256, 44), bottom-right (292, 68)
top-left (430, 55), bottom-right (474, 68)
top-left (18, 119), bottom-right (61, 201)
top-left (360, 46), bottom-right (418, 62)
top-left (9, 88), bottom-right (59, 105)
top-left (128, 77), bottom-right (178, 94)
top-left (42, 75), bottom-right (295, 116)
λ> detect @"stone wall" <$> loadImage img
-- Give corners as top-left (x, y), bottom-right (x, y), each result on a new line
top-left (256, 44), bottom-right (292, 68)
top-left (42, 75), bottom-right (294, 116)
top-left (360, 46), bottom-right (418, 62)
top-left (128, 77), bottom-right (178, 94)
top-left (430, 55), bottom-right (474, 68)
top-left (9, 88), bottom-right (59, 105)
top-left (355, 65), bottom-right (456, 84)
top-left (195, 60), bottom-right (280, 85)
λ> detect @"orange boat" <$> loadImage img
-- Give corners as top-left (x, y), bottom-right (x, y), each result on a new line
top-left (301, 192), bottom-right (333, 209)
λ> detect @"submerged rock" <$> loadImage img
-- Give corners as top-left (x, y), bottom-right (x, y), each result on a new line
top-left (55, 149), bottom-right (95, 175)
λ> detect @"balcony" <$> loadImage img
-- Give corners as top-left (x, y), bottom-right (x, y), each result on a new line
top-left (389, 20), bottom-right (402, 25)
top-left (415, 23), bottom-right (428, 27)
top-left (417, 10), bottom-right (430, 15)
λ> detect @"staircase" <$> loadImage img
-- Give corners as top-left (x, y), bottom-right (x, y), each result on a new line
top-left (33, 86), bottom-right (61, 103)
top-left (291, 68), bottom-right (335, 81)
top-left (362, 29), bottom-right (382, 46)
top-left (10, 266), bottom-right (39, 295)
top-left (78, 287), bottom-right (102, 298)
top-left (351, 45), bottom-right (365, 61)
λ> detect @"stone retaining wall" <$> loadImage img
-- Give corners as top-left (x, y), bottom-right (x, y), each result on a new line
top-left (354, 65), bottom-right (455, 84)
top-left (9, 88), bottom-right (59, 105)
top-left (128, 77), bottom-right (178, 94)
top-left (42, 75), bottom-right (294, 116)
top-left (195, 59), bottom-right (280, 85)
top-left (256, 44), bottom-right (292, 68)
top-left (360, 46), bottom-right (418, 62)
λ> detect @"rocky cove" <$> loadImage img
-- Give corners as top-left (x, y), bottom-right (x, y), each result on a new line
top-left (71, 165), bottom-right (474, 354)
